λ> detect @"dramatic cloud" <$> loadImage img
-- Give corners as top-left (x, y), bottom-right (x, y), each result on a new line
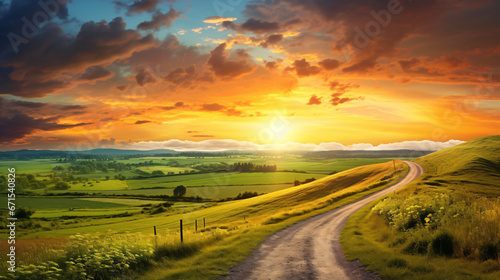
top-left (0, 113), bottom-right (90, 143)
top-left (260, 34), bottom-right (284, 48)
top-left (330, 93), bottom-right (363, 106)
top-left (1, 16), bottom-right (155, 97)
top-left (207, 43), bottom-right (256, 78)
top-left (0, 0), bottom-right (497, 150)
top-left (329, 81), bottom-right (363, 106)
top-left (288, 59), bottom-right (321, 77)
top-left (9, 100), bottom-right (47, 109)
top-left (137, 7), bottom-right (183, 31)
top-left (201, 103), bottom-right (226, 111)
top-left (398, 57), bottom-right (444, 76)
top-left (307, 95), bottom-right (322, 105)
top-left (79, 66), bottom-right (113, 81)
top-left (329, 81), bottom-right (360, 93)
top-left (203, 16), bottom-right (237, 24)
top-left (161, 101), bottom-right (185, 110)
top-left (164, 65), bottom-right (197, 86)
top-left (135, 68), bottom-right (157, 86)
top-left (319, 59), bottom-right (341, 70)
top-left (222, 18), bottom-right (280, 34)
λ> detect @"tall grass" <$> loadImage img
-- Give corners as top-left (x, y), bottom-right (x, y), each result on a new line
top-left (0, 229), bottom-right (235, 280)
top-left (373, 193), bottom-right (500, 261)
top-left (153, 228), bottom-right (231, 260)
top-left (1, 232), bottom-right (154, 280)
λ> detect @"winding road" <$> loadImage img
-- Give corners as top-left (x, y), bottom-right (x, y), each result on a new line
top-left (223, 161), bottom-right (423, 280)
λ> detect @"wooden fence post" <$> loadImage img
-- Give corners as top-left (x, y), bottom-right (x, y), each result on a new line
top-left (203, 218), bottom-right (206, 228)
top-left (180, 219), bottom-right (183, 243)
top-left (195, 220), bottom-right (198, 232)
top-left (154, 226), bottom-right (157, 248)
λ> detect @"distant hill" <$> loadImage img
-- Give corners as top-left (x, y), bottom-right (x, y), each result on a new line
top-left (71, 148), bottom-right (178, 155)
top-left (0, 148), bottom-right (434, 159)
top-left (0, 148), bottom-right (177, 159)
top-left (414, 135), bottom-right (500, 187)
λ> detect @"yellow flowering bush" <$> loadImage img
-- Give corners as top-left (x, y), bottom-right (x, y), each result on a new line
top-left (372, 193), bottom-right (500, 260)
top-left (6, 231), bottom-right (154, 280)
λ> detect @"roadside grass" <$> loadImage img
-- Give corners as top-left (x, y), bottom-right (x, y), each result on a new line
top-left (342, 199), bottom-right (500, 280)
top-left (341, 135), bottom-right (500, 280)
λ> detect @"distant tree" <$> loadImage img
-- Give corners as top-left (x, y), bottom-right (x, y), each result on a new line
top-left (0, 175), bottom-right (7, 191)
top-left (15, 207), bottom-right (35, 219)
top-left (55, 182), bottom-right (70, 190)
top-left (26, 174), bottom-right (36, 182)
top-left (294, 180), bottom-right (301, 186)
top-left (173, 185), bottom-right (187, 197)
top-left (152, 170), bottom-right (165, 176)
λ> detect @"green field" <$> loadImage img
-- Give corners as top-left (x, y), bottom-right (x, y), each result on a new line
top-left (0, 154), bottom-right (415, 279)
top-left (4, 157), bottom-right (396, 200)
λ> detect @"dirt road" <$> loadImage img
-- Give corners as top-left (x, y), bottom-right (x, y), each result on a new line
top-left (223, 161), bottom-right (423, 280)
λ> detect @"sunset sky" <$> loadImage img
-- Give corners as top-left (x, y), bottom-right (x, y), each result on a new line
top-left (0, 0), bottom-right (499, 151)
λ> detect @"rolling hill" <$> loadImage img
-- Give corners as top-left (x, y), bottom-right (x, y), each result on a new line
top-left (414, 135), bottom-right (500, 186)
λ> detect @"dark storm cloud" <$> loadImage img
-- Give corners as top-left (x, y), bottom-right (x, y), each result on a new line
top-left (222, 18), bottom-right (280, 34)
top-left (0, 113), bottom-right (91, 143)
top-left (319, 59), bottom-right (341, 70)
top-left (79, 66), bottom-right (113, 81)
top-left (242, 0), bottom-right (500, 74)
top-left (260, 34), bottom-right (284, 48)
top-left (207, 43), bottom-right (256, 78)
top-left (287, 59), bottom-right (321, 77)
top-left (135, 68), bottom-right (158, 86)
top-left (114, 0), bottom-right (177, 15)
top-left (60, 105), bottom-right (87, 111)
top-left (9, 100), bottom-right (47, 109)
top-left (1, 14), bottom-right (155, 97)
top-left (137, 7), bottom-right (183, 31)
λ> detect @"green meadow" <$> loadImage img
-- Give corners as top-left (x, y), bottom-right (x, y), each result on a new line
top-left (0, 153), bottom-right (410, 279)
top-left (1, 158), bottom-right (410, 279)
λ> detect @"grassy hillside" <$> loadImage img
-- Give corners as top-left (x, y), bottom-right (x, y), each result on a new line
top-left (1, 160), bottom-right (409, 279)
top-left (415, 135), bottom-right (500, 188)
top-left (342, 136), bottom-right (500, 280)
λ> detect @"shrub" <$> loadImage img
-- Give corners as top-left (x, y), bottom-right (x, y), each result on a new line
top-left (54, 182), bottom-right (70, 190)
top-left (15, 207), bottom-right (35, 219)
top-left (479, 242), bottom-right (498, 261)
top-left (431, 232), bottom-right (454, 257)
top-left (403, 239), bottom-right (430, 255)
top-left (173, 185), bottom-right (187, 197)
top-left (7, 232), bottom-right (154, 280)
